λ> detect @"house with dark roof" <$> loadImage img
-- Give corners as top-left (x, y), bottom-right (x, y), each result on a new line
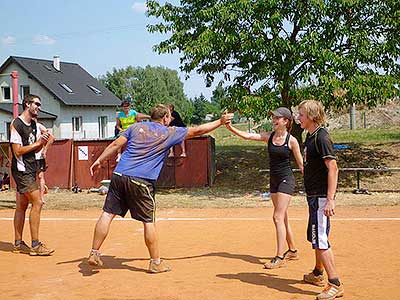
top-left (0, 56), bottom-right (121, 141)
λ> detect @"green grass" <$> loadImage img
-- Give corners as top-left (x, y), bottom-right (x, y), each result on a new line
top-left (330, 127), bottom-right (400, 144)
top-left (210, 123), bottom-right (400, 146)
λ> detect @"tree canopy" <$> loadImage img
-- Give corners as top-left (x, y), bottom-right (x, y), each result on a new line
top-left (147, 0), bottom-right (400, 120)
top-left (99, 65), bottom-right (193, 123)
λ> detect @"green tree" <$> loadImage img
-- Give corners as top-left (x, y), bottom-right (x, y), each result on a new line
top-left (190, 94), bottom-right (208, 124)
top-left (147, 0), bottom-right (399, 121)
top-left (100, 65), bottom-right (193, 123)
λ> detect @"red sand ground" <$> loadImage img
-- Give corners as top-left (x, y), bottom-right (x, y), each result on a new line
top-left (1, 206), bottom-right (399, 300)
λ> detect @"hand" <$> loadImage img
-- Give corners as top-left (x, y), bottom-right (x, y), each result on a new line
top-left (225, 122), bottom-right (233, 130)
top-left (324, 199), bottom-right (336, 217)
top-left (90, 159), bottom-right (101, 176)
top-left (220, 112), bottom-right (234, 125)
top-left (39, 132), bottom-right (50, 144)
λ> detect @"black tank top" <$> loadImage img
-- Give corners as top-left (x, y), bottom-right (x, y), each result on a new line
top-left (268, 132), bottom-right (292, 177)
top-left (10, 117), bottom-right (38, 173)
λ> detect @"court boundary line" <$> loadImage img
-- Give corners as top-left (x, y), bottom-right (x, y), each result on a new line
top-left (0, 217), bottom-right (400, 221)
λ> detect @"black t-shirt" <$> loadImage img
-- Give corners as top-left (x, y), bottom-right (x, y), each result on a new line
top-left (170, 111), bottom-right (186, 127)
top-left (303, 127), bottom-right (336, 196)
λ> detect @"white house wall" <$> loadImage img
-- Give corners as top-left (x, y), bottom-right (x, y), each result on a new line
top-left (59, 105), bottom-right (116, 139)
top-left (0, 110), bottom-right (12, 141)
top-left (1, 62), bottom-right (117, 140)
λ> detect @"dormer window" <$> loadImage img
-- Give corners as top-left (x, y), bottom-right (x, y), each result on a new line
top-left (88, 85), bottom-right (102, 95)
top-left (59, 83), bottom-right (73, 94)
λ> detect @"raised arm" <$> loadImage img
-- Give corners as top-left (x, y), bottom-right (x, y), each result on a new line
top-left (225, 122), bottom-right (270, 142)
top-left (289, 136), bottom-right (304, 174)
top-left (90, 135), bottom-right (128, 176)
top-left (185, 113), bottom-right (234, 140)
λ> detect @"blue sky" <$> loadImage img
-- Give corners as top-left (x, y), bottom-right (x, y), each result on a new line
top-left (0, 0), bottom-right (215, 99)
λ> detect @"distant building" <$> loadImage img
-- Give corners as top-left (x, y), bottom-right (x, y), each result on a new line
top-left (0, 56), bottom-right (121, 140)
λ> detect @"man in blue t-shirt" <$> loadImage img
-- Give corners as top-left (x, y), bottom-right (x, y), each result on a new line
top-left (87, 104), bottom-right (233, 273)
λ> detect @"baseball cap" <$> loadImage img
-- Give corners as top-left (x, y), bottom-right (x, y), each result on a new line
top-left (270, 107), bottom-right (293, 120)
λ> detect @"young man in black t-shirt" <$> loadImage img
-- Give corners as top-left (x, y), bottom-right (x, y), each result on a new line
top-left (297, 100), bottom-right (344, 300)
top-left (10, 94), bottom-right (54, 256)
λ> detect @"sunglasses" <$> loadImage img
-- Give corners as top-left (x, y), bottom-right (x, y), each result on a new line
top-left (30, 101), bottom-right (41, 107)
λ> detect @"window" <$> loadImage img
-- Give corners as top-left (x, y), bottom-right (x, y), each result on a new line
top-left (20, 85), bottom-right (30, 99)
top-left (1, 86), bottom-right (11, 100)
top-left (98, 116), bottom-right (108, 138)
top-left (88, 85), bottom-right (102, 95)
top-left (59, 83), bottom-right (73, 94)
top-left (72, 116), bottom-right (82, 132)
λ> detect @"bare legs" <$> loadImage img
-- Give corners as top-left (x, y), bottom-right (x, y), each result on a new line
top-left (271, 192), bottom-right (296, 257)
top-left (14, 190), bottom-right (43, 242)
top-left (168, 141), bottom-right (186, 158)
top-left (315, 248), bottom-right (339, 279)
top-left (91, 211), bottom-right (161, 259)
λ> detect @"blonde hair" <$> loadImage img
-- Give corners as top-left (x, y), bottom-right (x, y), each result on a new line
top-left (298, 100), bottom-right (326, 125)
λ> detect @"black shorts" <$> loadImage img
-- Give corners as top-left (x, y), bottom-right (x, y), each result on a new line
top-left (11, 170), bottom-right (39, 194)
top-left (36, 158), bottom-right (47, 172)
top-left (269, 174), bottom-right (295, 195)
top-left (103, 173), bottom-right (156, 223)
top-left (307, 196), bottom-right (331, 249)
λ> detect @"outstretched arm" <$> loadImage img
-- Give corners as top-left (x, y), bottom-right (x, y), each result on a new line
top-left (185, 113), bottom-right (234, 139)
top-left (136, 112), bottom-right (151, 121)
top-left (90, 135), bottom-right (127, 176)
top-left (225, 122), bottom-right (270, 142)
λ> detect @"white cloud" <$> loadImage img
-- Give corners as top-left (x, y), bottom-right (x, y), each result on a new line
top-left (1, 36), bottom-right (16, 45)
top-left (32, 35), bottom-right (56, 45)
top-left (131, 2), bottom-right (147, 13)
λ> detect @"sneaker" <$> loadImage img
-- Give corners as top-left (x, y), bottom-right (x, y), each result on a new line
top-left (263, 256), bottom-right (286, 269)
top-left (29, 242), bottom-right (55, 256)
top-left (316, 282), bottom-right (344, 299)
top-left (88, 250), bottom-right (103, 267)
top-left (303, 271), bottom-right (325, 287)
top-left (12, 241), bottom-right (31, 254)
top-left (283, 249), bottom-right (299, 260)
top-left (148, 260), bottom-right (171, 274)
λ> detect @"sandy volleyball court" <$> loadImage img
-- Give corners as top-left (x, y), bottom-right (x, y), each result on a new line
top-left (0, 206), bottom-right (399, 300)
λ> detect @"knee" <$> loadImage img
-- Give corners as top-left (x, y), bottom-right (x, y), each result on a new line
top-left (272, 213), bottom-right (284, 224)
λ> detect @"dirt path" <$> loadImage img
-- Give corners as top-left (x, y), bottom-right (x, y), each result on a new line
top-left (1, 206), bottom-right (399, 300)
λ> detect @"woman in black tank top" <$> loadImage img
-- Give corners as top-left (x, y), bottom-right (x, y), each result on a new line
top-left (226, 107), bottom-right (303, 269)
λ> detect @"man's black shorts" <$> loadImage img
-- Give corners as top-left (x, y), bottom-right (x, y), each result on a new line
top-left (11, 170), bottom-right (38, 194)
top-left (103, 173), bottom-right (156, 223)
top-left (36, 158), bottom-right (47, 172)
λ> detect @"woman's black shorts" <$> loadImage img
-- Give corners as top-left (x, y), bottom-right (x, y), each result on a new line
top-left (269, 174), bottom-right (295, 195)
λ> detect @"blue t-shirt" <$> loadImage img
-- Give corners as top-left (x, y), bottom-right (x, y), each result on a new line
top-left (114, 122), bottom-right (188, 180)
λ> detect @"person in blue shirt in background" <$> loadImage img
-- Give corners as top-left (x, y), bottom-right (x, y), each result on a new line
top-left (88, 104), bottom-right (233, 273)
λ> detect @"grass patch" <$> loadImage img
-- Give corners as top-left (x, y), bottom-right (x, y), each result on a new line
top-left (330, 127), bottom-right (400, 144)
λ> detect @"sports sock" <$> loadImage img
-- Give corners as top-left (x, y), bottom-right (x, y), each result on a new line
top-left (15, 240), bottom-right (22, 246)
top-left (32, 240), bottom-right (40, 248)
top-left (313, 267), bottom-right (324, 276)
top-left (328, 278), bottom-right (341, 286)
top-left (151, 258), bottom-right (161, 264)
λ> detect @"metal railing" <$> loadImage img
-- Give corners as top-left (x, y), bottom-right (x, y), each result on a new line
top-left (259, 167), bottom-right (400, 193)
